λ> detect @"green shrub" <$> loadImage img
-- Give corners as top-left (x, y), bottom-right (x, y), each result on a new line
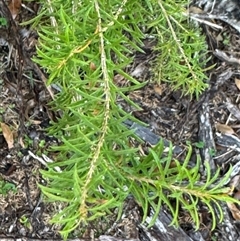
top-left (31, 0), bottom-right (234, 239)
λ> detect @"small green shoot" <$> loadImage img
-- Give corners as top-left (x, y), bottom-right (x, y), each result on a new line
top-left (0, 180), bottom-right (17, 195)
top-left (19, 215), bottom-right (32, 229)
top-left (193, 141), bottom-right (205, 148)
top-left (33, 0), bottom-right (230, 239)
top-left (0, 17), bottom-right (7, 26)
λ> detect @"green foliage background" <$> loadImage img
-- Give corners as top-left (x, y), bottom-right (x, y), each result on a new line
top-left (31, 0), bottom-right (238, 239)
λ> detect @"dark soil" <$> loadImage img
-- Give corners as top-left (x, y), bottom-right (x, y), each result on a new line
top-left (1, 0), bottom-right (240, 241)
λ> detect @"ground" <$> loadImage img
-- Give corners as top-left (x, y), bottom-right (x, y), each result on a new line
top-left (1, 1), bottom-right (240, 241)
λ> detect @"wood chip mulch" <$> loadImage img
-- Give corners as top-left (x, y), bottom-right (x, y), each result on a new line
top-left (2, 0), bottom-right (240, 240)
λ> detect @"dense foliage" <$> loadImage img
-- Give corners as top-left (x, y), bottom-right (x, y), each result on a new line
top-left (32, 0), bottom-right (237, 239)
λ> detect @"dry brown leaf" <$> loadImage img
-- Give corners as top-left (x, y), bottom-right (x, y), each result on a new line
top-left (19, 136), bottom-right (25, 148)
top-left (235, 78), bottom-right (240, 90)
top-left (188, 6), bottom-right (204, 14)
top-left (215, 123), bottom-right (235, 135)
top-left (29, 119), bottom-right (42, 125)
top-left (227, 202), bottom-right (240, 220)
top-left (1, 122), bottom-right (14, 149)
top-left (8, 0), bottom-right (22, 19)
top-left (153, 85), bottom-right (163, 95)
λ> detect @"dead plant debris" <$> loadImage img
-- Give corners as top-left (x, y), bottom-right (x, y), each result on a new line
top-left (2, 0), bottom-right (240, 241)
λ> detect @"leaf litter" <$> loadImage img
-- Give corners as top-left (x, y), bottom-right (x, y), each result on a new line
top-left (1, 122), bottom-right (14, 149)
top-left (8, 0), bottom-right (22, 19)
top-left (1, 0), bottom-right (240, 241)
